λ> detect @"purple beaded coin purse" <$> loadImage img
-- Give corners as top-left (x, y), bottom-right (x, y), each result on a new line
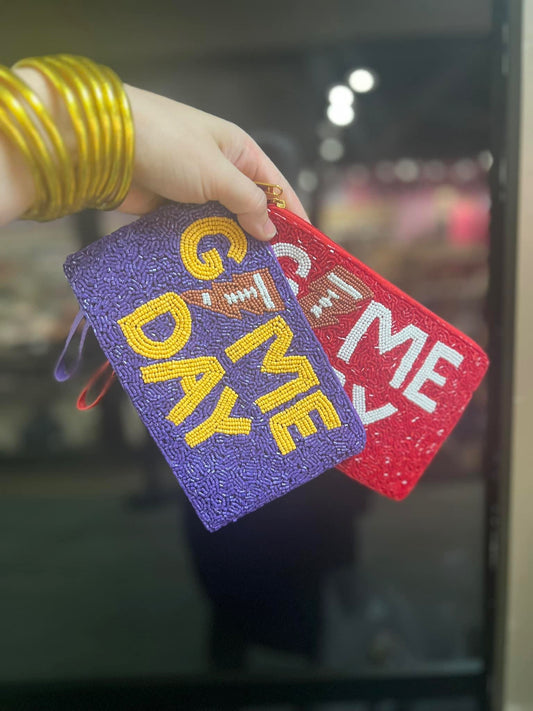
top-left (63, 203), bottom-right (366, 531)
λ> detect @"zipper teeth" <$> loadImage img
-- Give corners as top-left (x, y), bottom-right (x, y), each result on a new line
top-left (267, 204), bottom-right (488, 360)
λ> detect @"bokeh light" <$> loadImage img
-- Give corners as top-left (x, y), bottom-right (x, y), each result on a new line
top-left (348, 68), bottom-right (378, 93)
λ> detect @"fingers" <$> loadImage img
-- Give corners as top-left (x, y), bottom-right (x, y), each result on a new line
top-left (256, 154), bottom-right (310, 223)
top-left (229, 134), bottom-right (310, 223)
top-left (120, 87), bottom-right (308, 239)
top-left (208, 158), bottom-right (278, 241)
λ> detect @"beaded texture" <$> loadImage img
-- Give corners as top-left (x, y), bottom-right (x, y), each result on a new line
top-left (63, 203), bottom-right (366, 531)
top-left (269, 205), bottom-right (489, 500)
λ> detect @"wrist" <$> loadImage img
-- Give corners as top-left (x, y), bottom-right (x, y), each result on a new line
top-left (124, 83), bottom-right (150, 188)
top-left (0, 66), bottom-right (78, 223)
top-left (0, 129), bottom-right (35, 223)
top-left (8, 56), bottom-right (134, 220)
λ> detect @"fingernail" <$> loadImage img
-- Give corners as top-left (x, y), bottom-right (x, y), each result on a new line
top-left (263, 217), bottom-right (277, 240)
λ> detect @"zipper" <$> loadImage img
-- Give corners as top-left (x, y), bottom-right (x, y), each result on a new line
top-left (256, 182), bottom-right (286, 209)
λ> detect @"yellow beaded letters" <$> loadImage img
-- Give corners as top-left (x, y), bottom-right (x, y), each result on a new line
top-left (269, 390), bottom-right (342, 455)
top-left (118, 292), bottom-right (192, 359)
top-left (185, 387), bottom-right (252, 447)
top-left (225, 315), bottom-right (320, 413)
top-left (141, 356), bottom-right (224, 426)
top-left (181, 217), bottom-right (248, 280)
top-left (117, 215), bottom-right (344, 454)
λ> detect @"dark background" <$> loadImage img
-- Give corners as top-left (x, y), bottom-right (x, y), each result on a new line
top-left (0, 1), bottom-right (501, 709)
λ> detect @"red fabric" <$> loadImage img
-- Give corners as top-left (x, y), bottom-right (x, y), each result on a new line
top-left (269, 205), bottom-right (489, 500)
top-left (77, 360), bottom-right (116, 411)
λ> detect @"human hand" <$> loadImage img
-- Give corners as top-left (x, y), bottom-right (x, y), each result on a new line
top-left (2, 70), bottom-right (308, 239)
top-left (122, 84), bottom-right (308, 240)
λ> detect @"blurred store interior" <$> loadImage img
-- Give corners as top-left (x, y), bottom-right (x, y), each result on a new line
top-left (0, 1), bottom-right (504, 709)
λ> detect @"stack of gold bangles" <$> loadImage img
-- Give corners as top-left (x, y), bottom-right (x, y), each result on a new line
top-left (0, 54), bottom-right (134, 221)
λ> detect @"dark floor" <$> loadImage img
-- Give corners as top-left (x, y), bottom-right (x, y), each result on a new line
top-left (1, 462), bottom-right (483, 686)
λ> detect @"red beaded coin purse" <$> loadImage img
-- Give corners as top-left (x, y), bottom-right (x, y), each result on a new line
top-left (269, 204), bottom-right (489, 500)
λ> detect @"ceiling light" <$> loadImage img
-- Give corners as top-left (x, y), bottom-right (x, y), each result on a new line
top-left (453, 159), bottom-right (477, 182)
top-left (298, 169), bottom-right (319, 192)
top-left (395, 159), bottom-right (419, 182)
top-left (327, 103), bottom-right (355, 127)
top-left (328, 84), bottom-right (354, 106)
top-left (348, 68), bottom-right (377, 94)
top-left (319, 137), bottom-right (344, 162)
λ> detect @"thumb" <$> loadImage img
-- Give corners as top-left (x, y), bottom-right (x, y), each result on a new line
top-left (209, 158), bottom-right (277, 241)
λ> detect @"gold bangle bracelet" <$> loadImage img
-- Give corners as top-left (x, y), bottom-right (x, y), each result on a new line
top-left (49, 55), bottom-right (134, 212)
top-left (0, 67), bottom-right (74, 217)
top-left (64, 56), bottom-right (115, 203)
top-left (0, 104), bottom-right (48, 213)
top-left (84, 61), bottom-right (126, 208)
top-left (97, 64), bottom-right (134, 210)
top-left (4, 54), bottom-right (136, 220)
top-left (0, 67), bottom-right (66, 219)
top-left (16, 56), bottom-right (91, 213)
top-left (39, 57), bottom-right (102, 207)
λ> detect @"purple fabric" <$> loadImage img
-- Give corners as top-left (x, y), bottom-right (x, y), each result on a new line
top-left (63, 203), bottom-right (365, 531)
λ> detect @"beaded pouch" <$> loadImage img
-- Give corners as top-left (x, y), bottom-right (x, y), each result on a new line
top-left (63, 203), bottom-right (366, 531)
top-left (269, 205), bottom-right (489, 500)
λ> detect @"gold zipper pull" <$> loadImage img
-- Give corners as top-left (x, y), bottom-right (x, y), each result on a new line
top-left (256, 182), bottom-right (286, 209)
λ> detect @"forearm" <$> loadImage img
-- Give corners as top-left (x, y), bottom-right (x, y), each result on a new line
top-left (0, 129), bottom-right (34, 224)
top-left (0, 57), bottom-right (307, 238)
